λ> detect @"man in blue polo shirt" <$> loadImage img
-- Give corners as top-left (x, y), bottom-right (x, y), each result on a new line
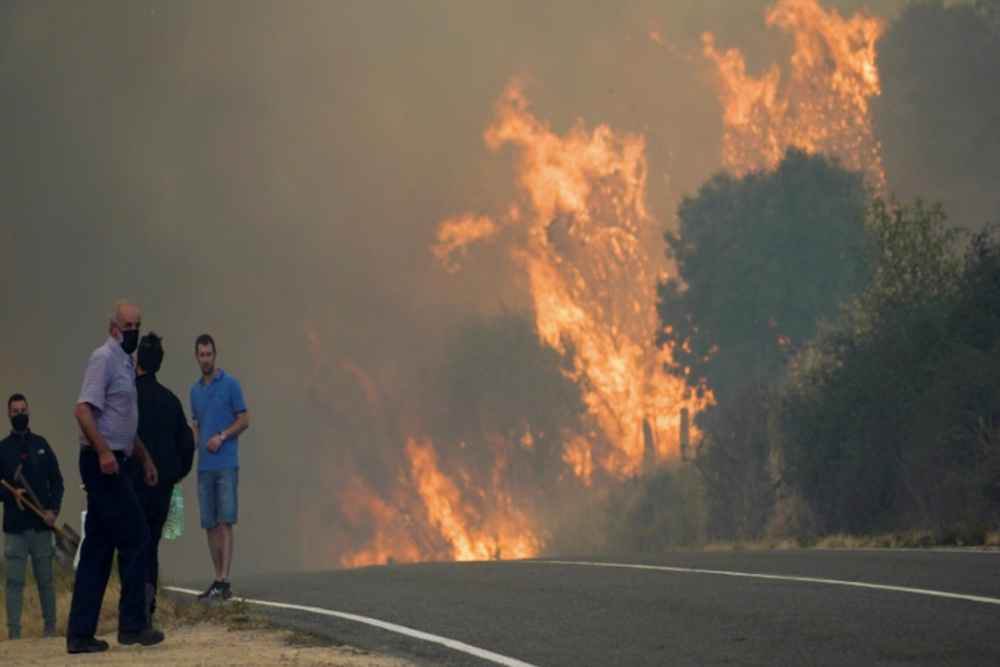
top-left (190, 333), bottom-right (249, 601)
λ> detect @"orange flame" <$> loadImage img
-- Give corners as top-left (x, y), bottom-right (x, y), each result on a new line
top-left (437, 80), bottom-right (709, 480)
top-left (303, 323), bottom-right (546, 567)
top-left (406, 437), bottom-right (542, 561)
top-left (702, 0), bottom-right (885, 184)
top-left (433, 214), bottom-right (499, 273)
top-left (336, 475), bottom-right (426, 569)
top-left (561, 435), bottom-right (594, 487)
top-left (316, 3), bottom-right (891, 567)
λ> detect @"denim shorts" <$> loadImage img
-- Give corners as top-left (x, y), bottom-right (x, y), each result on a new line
top-left (197, 468), bottom-right (239, 529)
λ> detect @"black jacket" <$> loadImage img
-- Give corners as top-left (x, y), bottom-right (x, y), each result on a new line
top-left (137, 373), bottom-right (195, 489)
top-left (0, 430), bottom-right (64, 534)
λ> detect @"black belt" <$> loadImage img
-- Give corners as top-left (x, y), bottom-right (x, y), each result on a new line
top-left (80, 446), bottom-right (131, 461)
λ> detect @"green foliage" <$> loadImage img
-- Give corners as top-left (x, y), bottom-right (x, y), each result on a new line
top-left (873, 1), bottom-right (1000, 230)
top-left (780, 204), bottom-right (1000, 536)
top-left (656, 149), bottom-right (871, 541)
top-left (659, 148), bottom-right (870, 404)
top-left (850, 198), bottom-right (962, 332)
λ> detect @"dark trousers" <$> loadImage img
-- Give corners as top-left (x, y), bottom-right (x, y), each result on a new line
top-left (67, 449), bottom-right (150, 639)
top-left (135, 481), bottom-right (172, 619)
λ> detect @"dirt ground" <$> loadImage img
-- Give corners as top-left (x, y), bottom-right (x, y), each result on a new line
top-left (0, 562), bottom-right (420, 667)
top-left (0, 623), bottom-right (420, 666)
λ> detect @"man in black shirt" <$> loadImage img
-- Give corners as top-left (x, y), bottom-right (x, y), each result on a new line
top-left (0, 393), bottom-right (64, 639)
top-left (135, 333), bottom-right (194, 624)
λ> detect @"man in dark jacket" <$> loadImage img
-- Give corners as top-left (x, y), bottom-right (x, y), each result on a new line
top-left (135, 332), bottom-right (195, 623)
top-left (0, 393), bottom-right (64, 639)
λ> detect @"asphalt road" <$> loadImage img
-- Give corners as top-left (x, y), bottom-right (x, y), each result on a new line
top-left (179, 550), bottom-right (1000, 666)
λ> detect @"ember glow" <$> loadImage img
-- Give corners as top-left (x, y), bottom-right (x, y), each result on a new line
top-left (435, 81), bottom-right (709, 479)
top-left (702, 0), bottom-right (886, 185)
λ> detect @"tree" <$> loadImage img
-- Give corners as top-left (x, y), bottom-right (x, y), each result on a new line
top-left (779, 200), bottom-right (975, 535)
top-left (658, 149), bottom-right (870, 540)
top-left (873, 1), bottom-right (1000, 230)
top-left (658, 148), bottom-right (870, 403)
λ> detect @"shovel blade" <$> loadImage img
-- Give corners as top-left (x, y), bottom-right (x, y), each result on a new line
top-left (60, 523), bottom-right (81, 546)
top-left (54, 523), bottom-right (82, 571)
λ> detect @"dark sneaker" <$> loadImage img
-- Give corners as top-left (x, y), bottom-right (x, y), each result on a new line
top-left (197, 580), bottom-right (223, 601)
top-left (67, 637), bottom-right (110, 654)
top-left (219, 581), bottom-right (233, 600)
top-left (118, 627), bottom-right (165, 646)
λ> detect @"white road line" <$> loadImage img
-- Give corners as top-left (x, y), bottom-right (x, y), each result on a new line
top-left (535, 560), bottom-right (1000, 606)
top-left (164, 586), bottom-right (538, 667)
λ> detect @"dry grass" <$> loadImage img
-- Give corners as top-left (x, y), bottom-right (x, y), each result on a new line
top-left (0, 560), bottom-right (77, 639)
top-left (700, 528), bottom-right (1000, 552)
top-left (0, 562), bottom-right (418, 665)
top-left (0, 625), bottom-right (419, 666)
top-left (0, 559), bottom-right (246, 641)
top-left (814, 530), bottom-right (938, 549)
top-left (702, 537), bottom-right (802, 552)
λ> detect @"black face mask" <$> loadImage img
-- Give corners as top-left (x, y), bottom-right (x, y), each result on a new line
top-left (120, 329), bottom-right (140, 355)
top-left (11, 414), bottom-right (28, 433)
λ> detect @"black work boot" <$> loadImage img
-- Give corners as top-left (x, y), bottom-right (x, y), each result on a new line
top-left (118, 626), bottom-right (165, 646)
top-left (67, 636), bottom-right (110, 654)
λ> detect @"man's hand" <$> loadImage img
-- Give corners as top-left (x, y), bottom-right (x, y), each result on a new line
top-left (12, 487), bottom-right (27, 511)
top-left (98, 449), bottom-right (119, 475)
top-left (206, 433), bottom-right (224, 453)
top-left (42, 511), bottom-right (57, 528)
top-left (144, 459), bottom-right (159, 487)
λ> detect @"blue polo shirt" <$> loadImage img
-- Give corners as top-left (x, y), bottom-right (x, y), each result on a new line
top-left (190, 369), bottom-right (247, 472)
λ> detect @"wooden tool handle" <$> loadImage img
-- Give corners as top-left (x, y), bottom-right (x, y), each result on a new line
top-left (0, 479), bottom-right (68, 540)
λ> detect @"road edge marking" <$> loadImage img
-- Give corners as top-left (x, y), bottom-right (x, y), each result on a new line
top-left (164, 586), bottom-right (538, 667)
top-left (535, 560), bottom-right (1000, 606)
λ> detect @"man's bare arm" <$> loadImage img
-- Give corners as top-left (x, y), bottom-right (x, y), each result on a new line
top-left (74, 402), bottom-right (119, 475)
top-left (223, 411), bottom-right (250, 441)
top-left (74, 403), bottom-right (110, 453)
top-left (205, 412), bottom-right (249, 453)
top-left (131, 436), bottom-right (149, 465)
top-left (131, 437), bottom-right (159, 486)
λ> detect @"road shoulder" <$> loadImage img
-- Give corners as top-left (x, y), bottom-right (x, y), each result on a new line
top-left (0, 623), bottom-right (420, 666)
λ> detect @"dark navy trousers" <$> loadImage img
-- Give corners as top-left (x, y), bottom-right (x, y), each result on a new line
top-left (67, 449), bottom-right (149, 638)
top-left (134, 478), bottom-right (172, 618)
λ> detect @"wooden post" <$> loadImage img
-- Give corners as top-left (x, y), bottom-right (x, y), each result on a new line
top-left (680, 408), bottom-right (690, 462)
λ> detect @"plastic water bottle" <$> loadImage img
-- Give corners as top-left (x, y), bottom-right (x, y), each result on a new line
top-left (163, 486), bottom-right (185, 540)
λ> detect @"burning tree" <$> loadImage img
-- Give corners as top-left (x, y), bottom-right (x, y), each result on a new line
top-left (702, 0), bottom-right (886, 188)
top-left (435, 81), bottom-right (709, 482)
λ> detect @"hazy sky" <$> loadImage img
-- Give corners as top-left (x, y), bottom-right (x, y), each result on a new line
top-left (0, 0), bottom-right (905, 575)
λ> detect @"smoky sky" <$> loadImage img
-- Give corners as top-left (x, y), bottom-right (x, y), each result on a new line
top-left (0, 0), bottom-right (906, 576)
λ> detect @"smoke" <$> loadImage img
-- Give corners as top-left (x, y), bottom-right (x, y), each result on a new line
top-left (873, 0), bottom-right (1000, 230)
top-left (1, 0), bottom-right (907, 575)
